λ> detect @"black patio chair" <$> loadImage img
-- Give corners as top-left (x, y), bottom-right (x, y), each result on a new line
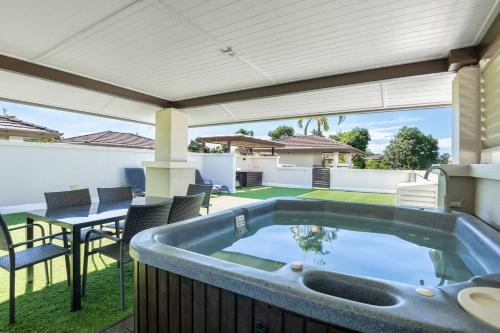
top-left (82, 200), bottom-right (171, 310)
top-left (98, 186), bottom-right (134, 232)
top-left (44, 189), bottom-right (106, 244)
top-left (168, 192), bottom-right (205, 224)
top-left (0, 214), bottom-right (70, 323)
top-left (124, 168), bottom-right (146, 197)
top-left (195, 169), bottom-right (230, 195)
top-left (187, 184), bottom-right (213, 214)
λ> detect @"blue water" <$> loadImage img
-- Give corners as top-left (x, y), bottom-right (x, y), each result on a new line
top-left (189, 213), bottom-right (485, 286)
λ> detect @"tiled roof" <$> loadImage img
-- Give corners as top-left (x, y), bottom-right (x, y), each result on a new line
top-left (59, 131), bottom-right (154, 149)
top-left (0, 115), bottom-right (62, 139)
top-left (257, 135), bottom-right (361, 153)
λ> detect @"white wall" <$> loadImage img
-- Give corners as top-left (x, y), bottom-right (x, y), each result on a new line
top-left (330, 169), bottom-right (410, 194)
top-left (236, 156), bottom-right (411, 193)
top-left (191, 153), bottom-right (236, 192)
top-left (0, 141), bottom-right (154, 212)
top-left (475, 179), bottom-right (500, 229)
top-left (276, 152), bottom-right (322, 167)
top-left (0, 143), bottom-right (236, 213)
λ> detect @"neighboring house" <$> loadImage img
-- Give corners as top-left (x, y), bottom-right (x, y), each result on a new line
top-left (365, 154), bottom-right (384, 161)
top-left (0, 115), bottom-right (62, 141)
top-left (59, 131), bottom-right (154, 149)
top-left (255, 135), bottom-right (361, 167)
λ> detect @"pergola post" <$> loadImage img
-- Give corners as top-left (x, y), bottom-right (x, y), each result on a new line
top-left (201, 142), bottom-right (206, 153)
top-left (142, 108), bottom-right (195, 198)
top-left (227, 140), bottom-right (231, 153)
top-left (272, 147), bottom-right (275, 156)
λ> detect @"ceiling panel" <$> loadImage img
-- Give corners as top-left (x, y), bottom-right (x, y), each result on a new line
top-left (0, 0), bottom-right (136, 59)
top-left (0, 70), bottom-right (158, 124)
top-left (186, 73), bottom-right (454, 126)
top-left (0, 0), bottom-right (495, 116)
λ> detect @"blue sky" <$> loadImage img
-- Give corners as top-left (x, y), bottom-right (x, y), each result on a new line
top-left (1, 100), bottom-right (451, 154)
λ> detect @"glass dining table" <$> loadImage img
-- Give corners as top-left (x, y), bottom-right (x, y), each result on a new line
top-left (25, 196), bottom-right (169, 312)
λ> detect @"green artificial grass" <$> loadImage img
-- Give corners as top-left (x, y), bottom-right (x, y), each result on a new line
top-left (230, 186), bottom-right (313, 199)
top-left (301, 189), bottom-right (397, 206)
top-left (0, 216), bottom-right (133, 333)
top-left (231, 186), bottom-right (396, 206)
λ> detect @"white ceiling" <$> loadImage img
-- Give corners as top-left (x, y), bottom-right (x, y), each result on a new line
top-left (0, 0), bottom-right (498, 125)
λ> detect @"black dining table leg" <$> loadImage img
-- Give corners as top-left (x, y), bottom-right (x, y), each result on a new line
top-left (26, 217), bottom-right (34, 283)
top-left (70, 227), bottom-right (82, 311)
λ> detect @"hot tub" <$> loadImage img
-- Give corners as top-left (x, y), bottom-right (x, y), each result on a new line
top-left (130, 198), bottom-right (500, 333)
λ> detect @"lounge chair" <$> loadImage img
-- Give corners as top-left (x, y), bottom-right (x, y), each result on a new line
top-left (124, 168), bottom-right (146, 197)
top-left (195, 169), bottom-right (229, 195)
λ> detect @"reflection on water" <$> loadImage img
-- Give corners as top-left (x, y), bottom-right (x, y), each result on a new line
top-left (189, 213), bottom-right (486, 286)
top-left (290, 225), bottom-right (337, 266)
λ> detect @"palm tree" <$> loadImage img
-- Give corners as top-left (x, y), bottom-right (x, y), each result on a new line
top-left (298, 115), bottom-right (345, 136)
top-left (297, 118), bottom-right (312, 135)
top-left (314, 116), bottom-right (330, 136)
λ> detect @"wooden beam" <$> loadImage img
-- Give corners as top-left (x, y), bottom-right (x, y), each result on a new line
top-left (173, 59), bottom-right (448, 108)
top-left (0, 54), bottom-right (173, 108)
top-left (448, 47), bottom-right (478, 71)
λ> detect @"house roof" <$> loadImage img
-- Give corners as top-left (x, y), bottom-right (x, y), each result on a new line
top-left (256, 135), bottom-right (361, 153)
top-left (59, 131), bottom-right (154, 149)
top-left (0, 115), bottom-right (62, 139)
top-left (365, 154), bottom-right (384, 161)
top-left (199, 134), bottom-right (285, 148)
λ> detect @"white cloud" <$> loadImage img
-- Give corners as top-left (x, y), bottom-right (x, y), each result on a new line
top-left (368, 125), bottom-right (402, 140)
top-left (349, 117), bottom-right (422, 128)
top-left (438, 137), bottom-right (452, 150)
top-left (368, 142), bottom-right (388, 154)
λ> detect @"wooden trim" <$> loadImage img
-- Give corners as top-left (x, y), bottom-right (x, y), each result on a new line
top-left (0, 54), bottom-right (173, 108)
top-left (448, 47), bottom-right (478, 71)
top-left (173, 59), bottom-right (448, 108)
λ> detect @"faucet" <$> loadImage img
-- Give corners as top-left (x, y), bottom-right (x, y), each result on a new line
top-left (424, 166), bottom-right (451, 213)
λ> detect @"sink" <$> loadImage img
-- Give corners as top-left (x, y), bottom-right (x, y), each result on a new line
top-left (302, 271), bottom-right (399, 307)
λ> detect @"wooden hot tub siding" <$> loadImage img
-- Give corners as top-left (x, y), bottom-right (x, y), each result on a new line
top-left (134, 262), bottom-right (354, 333)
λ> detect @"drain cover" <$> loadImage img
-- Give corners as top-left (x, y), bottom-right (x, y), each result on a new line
top-left (416, 288), bottom-right (435, 297)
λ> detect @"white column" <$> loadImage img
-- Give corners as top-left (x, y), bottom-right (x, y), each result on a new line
top-left (451, 67), bottom-right (481, 164)
top-left (142, 108), bottom-right (195, 198)
top-left (333, 152), bottom-right (339, 167)
top-left (344, 153), bottom-right (352, 164)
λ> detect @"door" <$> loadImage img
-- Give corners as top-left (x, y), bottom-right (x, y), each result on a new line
top-left (312, 167), bottom-right (330, 188)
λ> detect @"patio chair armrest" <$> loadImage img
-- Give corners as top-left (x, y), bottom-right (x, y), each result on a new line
top-left (10, 231), bottom-right (67, 248)
top-left (9, 223), bottom-right (46, 238)
top-left (84, 229), bottom-right (120, 244)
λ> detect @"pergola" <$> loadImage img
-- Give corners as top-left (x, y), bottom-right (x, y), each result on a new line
top-left (0, 1), bottom-right (498, 200)
top-left (199, 134), bottom-right (284, 154)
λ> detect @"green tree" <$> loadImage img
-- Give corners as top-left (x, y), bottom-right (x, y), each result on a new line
top-left (330, 127), bottom-right (370, 151)
top-left (235, 128), bottom-right (254, 136)
top-left (187, 137), bottom-right (209, 152)
top-left (438, 153), bottom-right (451, 164)
top-left (365, 159), bottom-right (391, 169)
top-left (383, 127), bottom-right (439, 170)
top-left (330, 127), bottom-right (370, 169)
top-left (268, 125), bottom-right (295, 140)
